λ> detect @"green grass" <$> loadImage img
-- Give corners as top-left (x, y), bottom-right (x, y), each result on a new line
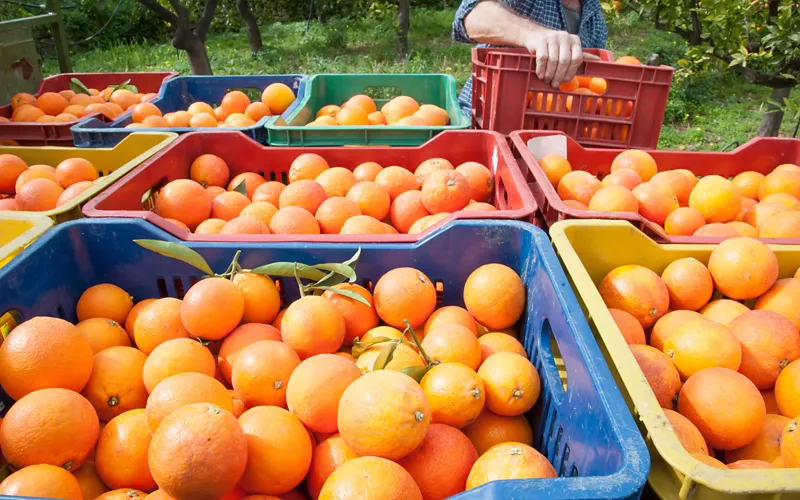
top-left (43, 7), bottom-right (799, 150)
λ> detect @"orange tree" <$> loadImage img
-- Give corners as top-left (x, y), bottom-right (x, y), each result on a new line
top-left (637, 0), bottom-right (800, 136)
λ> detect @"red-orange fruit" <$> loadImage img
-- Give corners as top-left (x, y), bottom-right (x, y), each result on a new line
top-left (598, 265), bottom-right (669, 328)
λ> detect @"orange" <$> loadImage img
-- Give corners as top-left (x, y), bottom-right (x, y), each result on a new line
top-left (398, 424), bottom-right (477, 500)
top-left (415, 158), bottom-right (454, 185)
top-left (538, 154), bottom-right (574, 187)
top-left (462, 410), bottom-right (533, 456)
top-left (316, 197), bottom-right (362, 234)
top-left (322, 283), bottom-right (378, 345)
top-left (230, 272), bottom-right (280, 325)
top-left (424, 305), bottom-right (478, 338)
top-left (693, 454), bottom-right (728, 468)
top-left (632, 182), bottom-right (679, 226)
top-left (315, 167), bottom-right (357, 198)
top-left (194, 218), bottom-right (226, 234)
top-left (252, 181), bottom-right (285, 206)
top-left (724, 413), bottom-right (791, 463)
top-left (663, 409), bottom-right (709, 455)
top-left (0, 388), bottom-right (99, 470)
top-left (420, 362), bottom-right (485, 428)
top-left (35, 91), bottom-right (69, 115)
top-left (732, 171), bottom-right (765, 200)
top-left (133, 298), bottom-right (190, 355)
top-left (728, 220), bottom-right (759, 237)
top-left (588, 185), bottom-right (638, 212)
top-left (478, 352), bottom-right (539, 416)
top-left (661, 258), bottom-right (713, 311)
top-left (14, 178), bottom-right (63, 211)
top-left (317, 104), bottom-right (341, 118)
top-left (611, 149), bottom-right (657, 181)
top-left (689, 175), bottom-right (743, 223)
top-left (759, 170), bottom-right (800, 200)
top-left (344, 94), bottom-right (377, 114)
top-left (82, 346), bottom-right (148, 421)
top-left (728, 310), bottom-right (800, 389)
top-left (421, 169), bottom-right (471, 213)
top-left (95, 489), bottom-right (148, 499)
top-left (131, 102), bottom-right (162, 123)
top-left (164, 110), bottom-right (191, 127)
top-left (478, 332), bottom-right (527, 364)
top-left (608, 308), bottom-right (646, 345)
top-left (190, 154), bottom-right (230, 187)
top-left (664, 317), bottom-right (742, 379)
top-left (616, 56), bottom-right (642, 65)
top-left (286, 353), bottom-right (361, 433)
top-left (630, 344), bottom-right (681, 408)
top-left (677, 367), bottom-right (766, 450)
top-left (318, 456), bottom-right (422, 500)
top-left (455, 161), bottom-right (494, 203)
top-left (217, 323), bottom-right (282, 383)
top-left (700, 299), bottom-right (749, 326)
top-left (782, 418), bottom-right (800, 466)
top-left (356, 342), bottom-right (425, 373)
top-left (189, 112), bottom-right (218, 127)
top-left (10, 92), bottom-right (36, 110)
top-left (598, 264), bottom-right (669, 328)
top-left (125, 298), bottom-right (156, 341)
top-left (412, 107), bottom-right (447, 126)
top-left (373, 267), bottom-right (436, 329)
top-left (602, 168), bottom-right (643, 191)
top-left (759, 210), bottom-right (800, 238)
top-left (289, 153), bottom-right (329, 183)
top-left (187, 101), bottom-right (214, 116)
top-left (238, 406), bottom-right (312, 495)
top-left (366, 110), bottom-right (387, 125)
top-left (708, 237), bottom-right (778, 300)
top-left (0, 464), bottom-right (82, 499)
top-left (650, 170), bottom-right (695, 206)
top-left (109, 88), bottom-right (139, 109)
top-left (76, 317), bottom-right (131, 354)
top-left (346, 181), bottom-right (391, 220)
top-left (12, 104), bottom-right (47, 122)
top-left (55, 157), bottom-right (98, 188)
top-left (775, 359), bottom-right (800, 418)
top-left (338, 370), bottom-right (430, 460)
top-left (335, 106), bottom-right (370, 125)
top-left (240, 201), bottom-right (278, 228)
top-left (279, 179), bottom-right (328, 214)
top-left (761, 192), bottom-right (800, 210)
top-left (466, 442), bottom-right (556, 489)
top-left (221, 216), bottom-right (270, 235)
top-left (63, 104), bottom-right (87, 117)
top-left (650, 310), bottom-right (703, 351)
top-left (695, 222), bottom-right (742, 239)
top-left (212, 190), bottom-right (251, 220)
top-left (463, 263), bottom-right (525, 330)
top-left (375, 166), bottom-right (418, 201)
top-left (727, 459), bottom-right (777, 469)
top-left (221, 90), bottom-right (251, 115)
top-left (463, 202), bottom-right (496, 212)
top-left (736, 197), bottom-right (758, 221)
top-left (421, 324), bottom-right (482, 370)
top-left (181, 277), bottom-right (244, 340)
top-left (149, 403), bottom-right (247, 500)
top-left (261, 83), bottom-right (295, 114)
top-left (154, 179), bottom-right (212, 230)
top-left (232, 340), bottom-right (300, 408)
top-left (95, 409), bottom-right (156, 491)
top-left (53, 112), bottom-right (79, 122)
top-left (353, 161), bottom-right (384, 182)
top-left (141, 115), bottom-right (169, 128)
top-left (166, 218), bottom-right (191, 232)
top-left (281, 295), bottom-right (346, 358)
top-left (143, 338), bottom-right (216, 393)
top-left (73, 460), bottom-right (109, 499)
top-left (756, 277), bottom-right (800, 330)
top-left (57, 180), bottom-right (93, 207)
top-left (306, 434), bottom-right (358, 500)
top-left (557, 170), bottom-right (602, 206)
top-left (270, 206), bottom-right (321, 234)
top-left (762, 389), bottom-right (780, 414)
top-left (0, 316), bottom-right (93, 400)
top-left (0, 198), bottom-right (15, 210)
top-left (15, 164), bottom-right (56, 193)
top-left (145, 372), bottom-right (233, 433)
top-left (0, 154), bottom-right (28, 194)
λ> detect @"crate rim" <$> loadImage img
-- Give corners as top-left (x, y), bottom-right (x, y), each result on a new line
top-left (550, 218), bottom-right (800, 496)
top-left (0, 216), bottom-right (650, 499)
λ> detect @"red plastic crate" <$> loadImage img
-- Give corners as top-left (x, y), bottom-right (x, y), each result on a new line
top-left (511, 130), bottom-right (800, 243)
top-left (82, 130), bottom-right (539, 241)
top-left (472, 48), bottom-right (673, 148)
top-left (0, 72), bottom-right (178, 146)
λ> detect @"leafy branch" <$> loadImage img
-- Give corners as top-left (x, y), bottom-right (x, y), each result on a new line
top-left (69, 77), bottom-right (139, 99)
top-left (351, 319), bottom-right (438, 382)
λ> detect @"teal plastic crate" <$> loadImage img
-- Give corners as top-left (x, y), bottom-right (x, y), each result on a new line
top-left (266, 73), bottom-right (470, 146)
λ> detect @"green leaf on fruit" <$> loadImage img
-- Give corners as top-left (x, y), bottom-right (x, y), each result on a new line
top-left (249, 262), bottom-right (327, 281)
top-left (69, 78), bottom-right (91, 95)
top-left (401, 365), bottom-right (432, 383)
top-left (232, 180), bottom-right (247, 195)
top-left (308, 285), bottom-right (371, 306)
top-left (372, 341), bottom-right (398, 371)
top-left (134, 239), bottom-right (214, 275)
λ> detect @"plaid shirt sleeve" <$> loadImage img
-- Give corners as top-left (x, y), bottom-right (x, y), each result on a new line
top-left (452, 0), bottom-right (483, 43)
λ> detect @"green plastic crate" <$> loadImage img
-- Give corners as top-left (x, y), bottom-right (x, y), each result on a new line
top-left (265, 73), bottom-right (470, 146)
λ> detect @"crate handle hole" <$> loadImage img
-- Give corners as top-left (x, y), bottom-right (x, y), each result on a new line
top-left (362, 86), bottom-right (402, 101)
top-left (539, 318), bottom-right (568, 399)
top-left (227, 87), bottom-right (263, 101)
top-left (0, 310), bottom-right (23, 341)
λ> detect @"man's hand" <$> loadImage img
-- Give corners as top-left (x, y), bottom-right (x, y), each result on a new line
top-left (523, 29), bottom-right (601, 89)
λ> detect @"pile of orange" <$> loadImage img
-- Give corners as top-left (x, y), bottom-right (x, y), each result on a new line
top-left (306, 94), bottom-right (450, 127)
top-left (0, 153), bottom-right (101, 211)
top-left (5, 88), bottom-right (157, 124)
top-left (150, 152), bottom-right (496, 236)
top-left (539, 149), bottom-right (800, 239)
top-left (600, 236), bottom-right (800, 469)
top-left (0, 261), bottom-right (556, 499)
top-left (125, 84), bottom-right (295, 130)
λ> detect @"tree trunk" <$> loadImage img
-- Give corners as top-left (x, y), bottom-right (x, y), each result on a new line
top-left (184, 38), bottom-right (213, 75)
top-left (236, 0), bottom-right (262, 52)
top-left (397, 0), bottom-right (410, 61)
top-left (756, 86), bottom-right (792, 137)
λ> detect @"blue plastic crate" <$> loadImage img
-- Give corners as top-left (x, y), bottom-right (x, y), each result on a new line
top-left (0, 219), bottom-right (648, 500)
top-left (70, 75), bottom-right (306, 147)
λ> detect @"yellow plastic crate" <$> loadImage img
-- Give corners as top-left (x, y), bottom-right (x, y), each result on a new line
top-left (0, 212), bottom-right (52, 268)
top-left (549, 219), bottom-right (800, 500)
top-left (0, 132), bottom-right (177, 223)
